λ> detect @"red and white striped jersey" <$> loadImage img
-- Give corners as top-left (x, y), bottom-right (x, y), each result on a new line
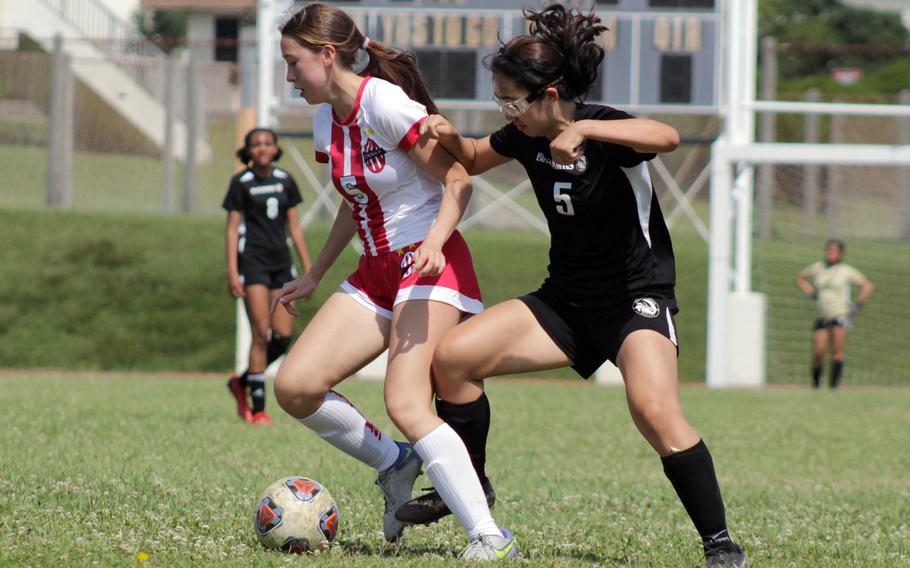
top-left (313, 76), bottom-right (441, 256)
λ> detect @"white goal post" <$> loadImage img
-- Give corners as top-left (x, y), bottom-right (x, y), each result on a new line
top-left (704, 0), bottom-right (910, 388)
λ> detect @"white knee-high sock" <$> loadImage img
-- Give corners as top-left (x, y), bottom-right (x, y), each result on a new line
top-left (414, 423), bottom-right (501, 539)
top-left (298, 390), bottom-right (399, 471)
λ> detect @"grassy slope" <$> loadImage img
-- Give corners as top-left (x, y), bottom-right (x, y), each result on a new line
top-left (0, 374), bottom-right (908, 567)
top-left (0, 207), bottom-right (713, 380)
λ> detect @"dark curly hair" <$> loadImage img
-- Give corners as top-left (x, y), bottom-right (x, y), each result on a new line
top-left (486, 4), bottom-right (607, 103)
top-left (236, 128), bottom-right (283, 165)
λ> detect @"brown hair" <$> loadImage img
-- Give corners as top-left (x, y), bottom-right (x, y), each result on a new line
top-left (280, 3), bottom-right (438, 114)
top-left (487, 4), bottom-right (607, 103)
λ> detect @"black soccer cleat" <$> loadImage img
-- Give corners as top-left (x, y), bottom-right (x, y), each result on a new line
top-left (704, 542), bottom-right (748, 568)
top-left (395, 477), bottom-right (496, 525)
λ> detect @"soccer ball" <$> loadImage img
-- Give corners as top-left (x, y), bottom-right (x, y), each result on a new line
top-left (254, 477), bottom-right (339, 554)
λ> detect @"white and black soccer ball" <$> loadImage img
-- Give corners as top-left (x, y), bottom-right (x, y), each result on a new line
top-left (254, 477), bottom-right (339, 554)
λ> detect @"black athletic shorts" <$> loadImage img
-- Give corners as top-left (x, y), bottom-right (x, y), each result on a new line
top-left (240, 261), bottom-right (297, 290)
top-left (519, 286), bottom-right (679, 379)
top-left (814, 316), bottom-right (851, 331)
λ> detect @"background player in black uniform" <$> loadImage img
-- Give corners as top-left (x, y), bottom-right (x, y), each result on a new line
top-left (396, 5), bottom-right (747, 567)
top-left (223, 128), bottom-right (312, 424)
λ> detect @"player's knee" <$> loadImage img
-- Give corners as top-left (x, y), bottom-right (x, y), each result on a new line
top-left (432, 333), bottom-right (475, 382)
top-left (385, 397), bottom-right (429, 439)
top-left (274, 366), bottom-right (328, 418)
top-left (251, 325), bottom-right (270, 348)
top-left (630, 398), bottom-right (673, 431)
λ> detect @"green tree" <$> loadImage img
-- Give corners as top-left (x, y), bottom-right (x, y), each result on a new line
top-left (133, 10), bottom-right (187, 53)
top-left (759, 0), bottom-right (909, 93)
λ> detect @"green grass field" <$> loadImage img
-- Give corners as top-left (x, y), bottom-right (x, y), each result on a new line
top-left (1, 373), bottom-right (908, 567)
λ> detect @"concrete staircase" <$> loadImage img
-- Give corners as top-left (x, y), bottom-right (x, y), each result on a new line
top-left (1, 0), bottom-right (210, 161)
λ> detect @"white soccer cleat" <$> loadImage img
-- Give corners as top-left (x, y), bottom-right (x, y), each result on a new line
top-left (375, 441), bottom-right (422, 542)
top-left (458, 528), bottom-right (518, 561)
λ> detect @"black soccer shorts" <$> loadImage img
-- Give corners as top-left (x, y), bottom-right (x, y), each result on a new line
top-left (240, 263), bottom-right (297, 290)
top-left (814, 315), bottom-right (851, 331)
top-left (519, 287), bottom-right (679, 379)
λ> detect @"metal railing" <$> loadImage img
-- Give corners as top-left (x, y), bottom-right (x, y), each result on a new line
top-left (38, 0), bottom-right (167, 96)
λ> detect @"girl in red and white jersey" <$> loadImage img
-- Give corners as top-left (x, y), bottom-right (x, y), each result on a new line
top-left (270, 3), bottom-right (515, 558)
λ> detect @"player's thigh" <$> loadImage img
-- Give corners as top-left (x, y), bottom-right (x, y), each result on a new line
top-left (268, 288), bottom-right (296, 337)
top-left (278, 291), bottom-right (390, 394)
top-left (617, 330), bottom-right (698, 453)
top-left (831, 325), bottom-right (848, 355)
top-left (243, 284), bottom-right (272, 339)
top-left (812, 327), bottom-right (829, 355)
top-left (384, 300), bottom-right (462, 438)
top-left (617, 330), bottom-right (683, 413)
top-left (435, 299), bottom-right (571, 379)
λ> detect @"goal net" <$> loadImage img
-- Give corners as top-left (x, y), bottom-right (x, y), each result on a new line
top-left (751, 112), bottom-right (910, 386)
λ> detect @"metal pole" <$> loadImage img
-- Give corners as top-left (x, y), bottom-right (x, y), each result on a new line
top-left (802, 88), bottom-right (821, 236)
top-left (827, 109), bottom-right (846, 238)
top-left (60, 49), bottom-right (74, 209)
top-left (47, 34), bottom-right (64, 208)
top-left (899, 90), bottom-right (910, 240)
top-left (161, 52), bottom-right (177, 213)
top-left (756, 36), bottom-right (777, 239)
top-left (257, 0), bottom-right (276, 127)
top-left (182, 46), bottom-right (199, 214)
top-left (707, 142), bottom-right (733, 388)
top-left (733, 165), bottom-right (754, 293)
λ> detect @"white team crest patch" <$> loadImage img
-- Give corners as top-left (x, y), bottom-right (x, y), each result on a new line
top-left (575, 155), bottom-right (587, 173)
top-left (632, 298), bottom-right (660, 318)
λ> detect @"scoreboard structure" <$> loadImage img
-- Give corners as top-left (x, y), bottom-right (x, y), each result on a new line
top-left (268, 0), bottom-right (720, 116)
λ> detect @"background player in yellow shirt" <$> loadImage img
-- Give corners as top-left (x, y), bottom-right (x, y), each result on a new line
top-left (796, 240), bottom-right (874, 389)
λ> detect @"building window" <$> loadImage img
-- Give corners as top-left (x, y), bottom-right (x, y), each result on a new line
top-left (660, 54), bottom-right (692, 103)
top-left (215, 17), bottom-right (239, 63)
top-left (649, 0), bottom-right (714, 8)
top-left (595, 0), bottom-right (619, 4)
top-left (414, 50), bottom-right (476, 99)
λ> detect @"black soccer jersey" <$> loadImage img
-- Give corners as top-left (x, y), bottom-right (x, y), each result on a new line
top-left (222, 167), bottom-right (303, 270)
top-left (489, 104), bottom-right (677, 309)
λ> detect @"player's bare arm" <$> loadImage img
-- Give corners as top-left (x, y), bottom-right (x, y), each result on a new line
top-left (420, 115), bottom-right (511, 175)
top-left (285, 206), bottom-right (313, 273)
top-left (407, 135), bottom-right (474, 276)
top-left (562, 118), bottom-right (680, 156)
top-left (273, 206), bottom-right (357, 315)
top-left (225, 210), bottom-right (245, 298)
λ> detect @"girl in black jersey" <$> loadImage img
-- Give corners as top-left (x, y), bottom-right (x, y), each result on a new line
top-left (223, 128), bottom-right (312, 425)
top-left (396, 5), bottom-right (747, 567)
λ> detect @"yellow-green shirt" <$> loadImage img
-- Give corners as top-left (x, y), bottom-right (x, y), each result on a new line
top-left (800, 261), bottom-right (866, 319)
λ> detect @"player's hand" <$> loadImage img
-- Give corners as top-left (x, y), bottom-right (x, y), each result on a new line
top-left (412, 240), bottom-right (446, 277)
top-left (849, 301), bottom-right (863, 316)
top-left (229, 275), bottom-right (245, 298)
top-left (549, 123), bottom-right (585, 165)
top-left (419, 114), bottom-right (454, 141)
top-left (271, 274), bottom-right (319, 316)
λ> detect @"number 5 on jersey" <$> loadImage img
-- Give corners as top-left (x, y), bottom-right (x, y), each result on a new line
top-left (340, 175), bottom-right (368, 205)
top-left (553, 182), bottom-right (575, 216)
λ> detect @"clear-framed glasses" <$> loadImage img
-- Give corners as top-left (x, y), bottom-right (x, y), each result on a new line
top-left (493, 79), bottom-right (561, 118)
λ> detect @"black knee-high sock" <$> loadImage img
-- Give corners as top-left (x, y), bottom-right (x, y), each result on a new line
top-left (830, 360), bottom-right (844, 389)
top-left (661, 439), bottom-right (731, 550)
top-left (267, 333), bottom-right (291, 366)
top-left (248, 373), bottom-right (266, 413)
top-left (435, 393), bottom-right (490, 483)
top-left (811, 366), bottom-right (822, 389)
